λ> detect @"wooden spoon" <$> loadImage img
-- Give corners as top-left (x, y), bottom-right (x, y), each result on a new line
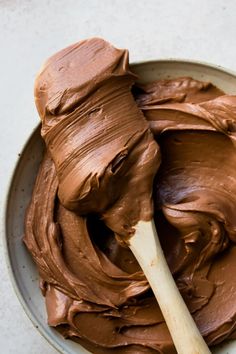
top-left (129, 219), bottom-right (211, 354)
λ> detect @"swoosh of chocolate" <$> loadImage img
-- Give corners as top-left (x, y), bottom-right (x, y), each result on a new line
top-left (25, 40), bottom-right (236, 354)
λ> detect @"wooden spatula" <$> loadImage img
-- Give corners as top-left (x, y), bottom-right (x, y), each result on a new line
top-left (129, 219), bottom-right (211, 354)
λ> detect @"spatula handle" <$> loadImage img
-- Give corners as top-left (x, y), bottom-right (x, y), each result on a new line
top-left (130, 219), bottom-right (211, 354)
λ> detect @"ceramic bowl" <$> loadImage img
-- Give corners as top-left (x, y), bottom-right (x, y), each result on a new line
top-left (4, 59), bottom-right (236, 354)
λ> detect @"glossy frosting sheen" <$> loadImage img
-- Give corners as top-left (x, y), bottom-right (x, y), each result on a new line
top-left (25, 39), bottom-right (236, 354)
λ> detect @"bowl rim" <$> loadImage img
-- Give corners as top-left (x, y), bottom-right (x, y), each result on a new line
top-left (3, 58), bottom-right (236, 354)
top-left (132, 57), bottom-right (236, 76)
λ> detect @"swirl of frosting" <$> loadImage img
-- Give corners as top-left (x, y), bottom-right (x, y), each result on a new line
top-left (25, 72), bottom-right (236, 353)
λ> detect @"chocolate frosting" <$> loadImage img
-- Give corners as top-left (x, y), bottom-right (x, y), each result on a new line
top-left (34, 38), bottom-right (159, 237)
top-left (24, 40), bottom-right (236, 354)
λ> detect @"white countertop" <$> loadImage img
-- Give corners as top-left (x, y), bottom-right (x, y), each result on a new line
top-left (1, 1), bottom-right (236, 353)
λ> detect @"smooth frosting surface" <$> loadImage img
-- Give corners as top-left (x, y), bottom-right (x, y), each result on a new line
top-left (25, 39), bottom-right (236, 354)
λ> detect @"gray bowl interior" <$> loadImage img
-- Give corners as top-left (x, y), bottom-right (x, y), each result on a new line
top-left (5, 60), bottom-right (236, 354)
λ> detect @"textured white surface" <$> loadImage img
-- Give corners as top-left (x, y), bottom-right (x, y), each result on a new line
top-left (1, 1), bottom-right (236, 353)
